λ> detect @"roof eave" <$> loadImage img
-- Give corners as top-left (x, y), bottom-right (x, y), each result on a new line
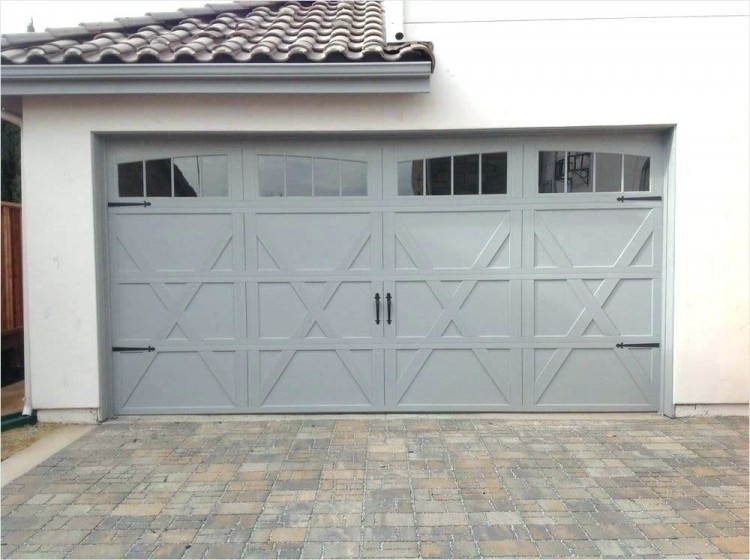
top-left (0, 62), bottom-right (432, 95)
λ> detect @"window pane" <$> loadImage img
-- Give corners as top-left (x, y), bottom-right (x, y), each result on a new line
top-left (341, 160), bottom-right (367, 196)
top-left (286, 156), bottom-right (312, 197)
top-left (567, 152), bottom-right (592, 193)
top-left (313, 158), bottom-right (340, 196)
top-left (118, 161), bottom-right (143, 197)
top-left (173, 157), bottom-right (199, 197)
top-left (624, 155), bottom-right (650, 191)
top-left (453, 154), bottom-right (479, 195)
top-left (539, 151), bottom-right (565, 193)
top-left (595, 153), bottom-right (622, 192)
top-left (398, 160), bottom-right (423, 195)
top-left (481, 152), bottom-right (507, 194)
top-left (200, 155), bottom-right (228, 197)
top-left (259, 155), bottom-right (284, 197)
top-left (425, 157), bottom-right (451, 195)
top-left (145, 159), bottom-right (172, 197)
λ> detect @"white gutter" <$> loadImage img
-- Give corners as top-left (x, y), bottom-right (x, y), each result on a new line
top-left (1, 62), bottom-right (432, 95)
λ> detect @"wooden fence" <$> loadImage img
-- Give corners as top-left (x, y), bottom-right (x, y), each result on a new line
top-left (1, 202), bottom-right (23, 335)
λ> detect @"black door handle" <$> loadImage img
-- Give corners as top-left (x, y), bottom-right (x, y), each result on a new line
top-left (374, 293), bottom-right (381, 325)
top-left (386, 293), bottom-right (392, 325)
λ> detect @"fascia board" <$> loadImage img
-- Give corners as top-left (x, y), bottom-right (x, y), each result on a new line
top-left (0, 62), bottom-right (432, 94)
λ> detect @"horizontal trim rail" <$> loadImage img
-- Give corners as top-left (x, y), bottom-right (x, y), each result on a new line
top-left (111, 341), bottom-right (661, 350)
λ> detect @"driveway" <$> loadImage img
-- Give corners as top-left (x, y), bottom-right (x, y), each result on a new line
top-left (1, 415), bottom-right (747, 559)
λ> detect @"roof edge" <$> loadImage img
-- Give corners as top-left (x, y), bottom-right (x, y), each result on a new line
top-left (0, 1), bottom-right (274, 49)
top-left (1, 62), bottom-right (432, 95)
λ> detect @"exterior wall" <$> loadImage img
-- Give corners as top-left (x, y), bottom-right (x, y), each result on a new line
top-left (19, 1), bottom-right (749, 412)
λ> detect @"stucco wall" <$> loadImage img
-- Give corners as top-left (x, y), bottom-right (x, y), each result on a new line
top-left (19, 1), bottom-right (749, 411)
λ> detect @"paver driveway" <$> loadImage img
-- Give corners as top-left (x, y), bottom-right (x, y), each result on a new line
top-left (1, 415), bottom-right (748, 559)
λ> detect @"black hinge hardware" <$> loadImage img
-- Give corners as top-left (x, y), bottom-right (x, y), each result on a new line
top-left (616, 196), bottom-right (662, 202)
top-left (108, 201), bottom-right (152, 208)
top-left (616, 342), bottom-right (660, 348)
top-left (374, 293), bottom-right (381, 325)
top-left (113, 346), bottom-right (155, 352)
top-left (386, 293), bottom-right (392, 325)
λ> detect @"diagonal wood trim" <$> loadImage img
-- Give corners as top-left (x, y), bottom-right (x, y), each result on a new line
top-left (615, 210), bottom-right (655, 267)
top-left (534, 348), bottom-right (573, 403)
top-left (119, 351), bottom-right (158, 409)
top-left (395, 348), bottom-right (431, 401)
top-left (394, 220), bottom-right (433, 270)
top-left (471, 214), bottom-right (511, 269)
top-left (614, 346), bottom-right (656, 402)
top-left (472, 347), bottom-right (511, 403)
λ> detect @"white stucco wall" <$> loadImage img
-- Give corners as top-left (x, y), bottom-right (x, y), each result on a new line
top-left (17, 1), bottom-right (749, 412)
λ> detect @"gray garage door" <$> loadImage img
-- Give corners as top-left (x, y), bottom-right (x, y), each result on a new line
top-left (107, 135), bottom-right (663, 414)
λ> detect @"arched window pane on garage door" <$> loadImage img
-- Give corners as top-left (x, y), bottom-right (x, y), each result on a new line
top-left (539, 151), bottom-right (650, 193)
top-left (258, 155), bottom-right (367, 197)
top-left (398, 152), bottom-right (507, 196)
top-left (117, 155), bottom-right (229, 197)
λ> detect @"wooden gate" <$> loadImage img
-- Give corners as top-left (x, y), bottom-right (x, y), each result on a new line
top-left (1, 202), bottom-right (23, 336)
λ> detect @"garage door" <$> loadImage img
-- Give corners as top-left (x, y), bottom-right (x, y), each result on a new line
top-left (107, 135), bottom-right (663, 414)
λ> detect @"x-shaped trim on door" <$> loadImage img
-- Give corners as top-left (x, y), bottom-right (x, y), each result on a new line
top-left (115, 233), bottom-right (235, 408)
top-left (256, 227), bottom-right (373, 404)
top-left (394, 215), bottom-right (512, 402)
top-left (533, 210), bottom-right (656, 403)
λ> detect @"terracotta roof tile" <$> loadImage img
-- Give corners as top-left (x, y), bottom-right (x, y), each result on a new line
top-left (1, 1), bottom-right (434, 70)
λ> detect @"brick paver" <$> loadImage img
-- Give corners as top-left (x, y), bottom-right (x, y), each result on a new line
top-left (1, 415), bottom-right (747, 558)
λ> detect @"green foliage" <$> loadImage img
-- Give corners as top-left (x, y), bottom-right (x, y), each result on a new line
top-left (2, 120), bottom-right (22, 203)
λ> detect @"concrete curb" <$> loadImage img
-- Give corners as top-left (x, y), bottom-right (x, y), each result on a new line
top-left (1, 425), bottom-right (94, 487)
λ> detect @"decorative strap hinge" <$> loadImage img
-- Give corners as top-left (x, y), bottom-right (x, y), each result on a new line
top-left (616, 342), bottom-right (660, 348)
top-left (108, 201), bottom-right (151, 208)
top-left (616, 196), bottom-right (662, 202)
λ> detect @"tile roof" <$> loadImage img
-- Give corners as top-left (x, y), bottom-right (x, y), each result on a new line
top-left (1, 1), bottom-right (433, 69)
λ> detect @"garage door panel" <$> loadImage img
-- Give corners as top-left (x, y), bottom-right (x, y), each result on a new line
top-left (259, 349), bottom-right (377, 408)
top-left (113, 213), bottom-right (235, 274)
top-left (533, 280), bottom-right (585, 337)
top-left (394, 280), bottom-right (512, 339)
top-left (257, 281), bottom-right (376, 340)
top-left (391, 348), bottom-right (515, 407)
top-left (532, 278), bottom-right (655, 338)
top-left (116, 283), bottom-right (167, 341)
top-left (602, 279), bottom-right (655, 336)
top-left (116, 282), bottom-right (238, 342)
top-left (530, 347), bottom-right (658, 407)
top-left (117, 350), bottom-right (242, 412)
top-left (393, 211), bottom-right (512, 270)
top-left (256, 213), bottom-right (375, 272)
top-left (533, 208), bottom-right (657, 269)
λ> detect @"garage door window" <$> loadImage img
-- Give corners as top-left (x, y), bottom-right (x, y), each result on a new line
top-left (259, 155), bottom-right (367, 197)
top-left (117, 155), bottom-right (229, 197)
top-left (539, 151), bottom-right (650, 193)
top-left (398, 152), bottom-right (507, 196)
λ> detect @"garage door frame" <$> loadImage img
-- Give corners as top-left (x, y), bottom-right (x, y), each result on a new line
top-left (93, 129), bottom-right (675, 418)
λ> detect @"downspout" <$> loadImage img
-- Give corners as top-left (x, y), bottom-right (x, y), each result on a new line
top-left (2, 108), bottom-right (32, 417)
top-left (18, 115), bottom-right (32, 418)
top-left (383, 1), bottom-right (405, 42)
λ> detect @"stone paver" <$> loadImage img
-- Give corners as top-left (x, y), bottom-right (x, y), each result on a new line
top-left (1, 415), bottom-right (747, 558)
